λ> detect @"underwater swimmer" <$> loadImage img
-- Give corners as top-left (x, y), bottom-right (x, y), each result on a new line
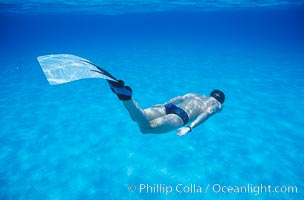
top-left (37, 54), bottom-right (225, 136)
top-left (109, 80), bottom-right (225, 136)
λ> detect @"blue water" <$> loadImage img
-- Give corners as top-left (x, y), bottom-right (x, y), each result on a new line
top-left (1, 2), bottom-right (304, 200)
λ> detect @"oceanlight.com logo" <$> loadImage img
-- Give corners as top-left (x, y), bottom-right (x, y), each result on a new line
top-left (127, 183), bottom-right (298, 196)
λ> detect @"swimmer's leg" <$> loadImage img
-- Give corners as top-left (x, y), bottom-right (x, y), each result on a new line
top-left (147, 114), bottom-right (184, 134)
top-left (143, 106), bottom-right (166, 121)
top-left (123, 99), bottom-right (151, 131)
top-left (107, 80), bottom-right (149, 124)
top-left (123, 100), bottom-right (183, 133)
top-left (108, 81), bottom-right (182, 133)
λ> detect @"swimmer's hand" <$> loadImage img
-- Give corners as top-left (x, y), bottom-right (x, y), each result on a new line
top-left (177, 127), bottom-right (191, 136)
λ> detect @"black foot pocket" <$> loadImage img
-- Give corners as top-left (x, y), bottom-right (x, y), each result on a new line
top-left (109, 80), bottom-right (132, 101)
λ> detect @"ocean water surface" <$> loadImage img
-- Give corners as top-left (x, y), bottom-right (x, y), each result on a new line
top-left (0, 1), bottom-right (304, 200)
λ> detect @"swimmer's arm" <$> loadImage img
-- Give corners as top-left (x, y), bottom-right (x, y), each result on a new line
top-left (178, 106), bottom-right (219, 136)
top-left (188, 104), bottom-right (220, 131)
top-left (177, 113), bottom-right (209, 136)
top-left (189, 112), bottom-right (210, 130)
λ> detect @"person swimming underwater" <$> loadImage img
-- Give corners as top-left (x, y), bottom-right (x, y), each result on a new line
top-left (37, 54), bottom-right (225, 136)
top-left (108, 80), bottom-right (225, 136)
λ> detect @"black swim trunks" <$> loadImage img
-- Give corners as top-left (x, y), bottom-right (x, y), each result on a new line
top-left (165, 103), bottom-right (189, 125)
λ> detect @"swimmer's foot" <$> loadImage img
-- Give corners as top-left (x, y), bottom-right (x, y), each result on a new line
top-left (108, 80), bottom-right (132, 101)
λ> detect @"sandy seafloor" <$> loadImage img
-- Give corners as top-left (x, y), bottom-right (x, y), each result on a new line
top-left (0, 9), bottom-right (304, 200)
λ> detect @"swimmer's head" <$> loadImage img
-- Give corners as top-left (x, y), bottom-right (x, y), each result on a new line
top-left (210, 89), bottom-right (225, 104)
